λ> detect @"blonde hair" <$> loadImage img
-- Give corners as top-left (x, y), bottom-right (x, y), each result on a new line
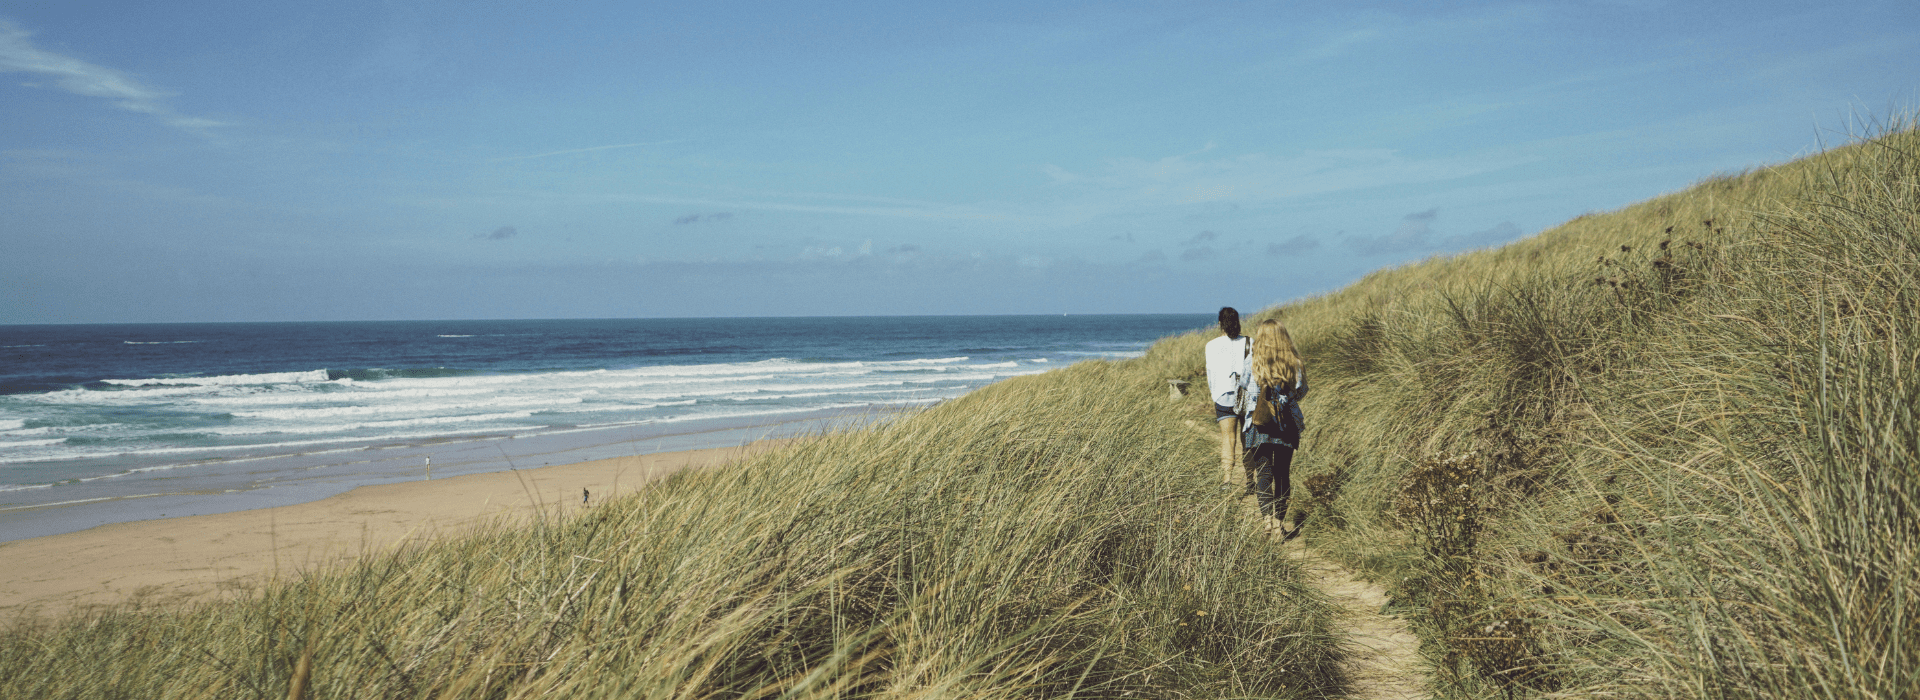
top-left (1251, 319), bottom-right (1303, 387)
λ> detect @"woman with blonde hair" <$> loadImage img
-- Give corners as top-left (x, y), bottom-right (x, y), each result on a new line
top-left (1243, 318), bottom-right (1307, 534)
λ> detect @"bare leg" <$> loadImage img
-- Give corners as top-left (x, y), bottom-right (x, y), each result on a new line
top-left (1218, 417), bottom-right (1241, 488)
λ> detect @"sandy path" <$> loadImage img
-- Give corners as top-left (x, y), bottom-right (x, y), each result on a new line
top-left (1280, 536), bottom-right (1429, 699)
top-left (0, 441), bottom-right (786, 621)
top-left (1189, 413), bottom-right (1429, 699)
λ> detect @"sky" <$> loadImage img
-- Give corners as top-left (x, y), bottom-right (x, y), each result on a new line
top-left (2, 1), bottom-right (1916, 324)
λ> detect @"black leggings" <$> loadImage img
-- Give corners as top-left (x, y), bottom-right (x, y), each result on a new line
top-left (1244, 443), bottom-right (1294, 520)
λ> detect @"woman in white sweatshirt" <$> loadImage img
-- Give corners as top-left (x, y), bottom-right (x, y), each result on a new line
top-left (1203, 307), bottom-right (1251, 488)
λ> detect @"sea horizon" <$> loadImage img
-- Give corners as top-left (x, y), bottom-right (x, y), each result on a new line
top-left (0, 311), bottom-right (1191, 329)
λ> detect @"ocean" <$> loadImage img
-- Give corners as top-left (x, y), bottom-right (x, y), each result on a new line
top-left (0, 315), bottom-right (1210, 541)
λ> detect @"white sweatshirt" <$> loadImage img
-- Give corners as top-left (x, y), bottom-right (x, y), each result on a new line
top-left (1204, 334), bottom-right (1251, 408)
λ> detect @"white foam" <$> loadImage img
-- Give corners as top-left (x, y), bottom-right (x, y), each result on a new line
top-left (188, 385), bottom-right (498, 406)
top-left (0, 423), bottom-right (534, 465)
top-left (0, 424), bottom-right (124, 437)
top-left (0, 482), bottom-right (54, 493)
top-left (896, 357), bottom-right (969, 364)
top-left (529, 399), bottom-right (700, 416)
top-left (209, 410), bottom-right (537, 437)
top-left (122, 340), bottom-right (202, 345)
top-left (230, 395), bottom-right (580, 421)
top-left (0, 494), bottom-right (159, 512)
top-left (365, 373), bottom-right (543, 390)
top-left (101, 369), bottom-right (332, 387)
top-left (17, 382), bottom-right (337, 406)
top-left (1, 427), bottom-right (522, 467)
top-left (0, 349), bottom-right (1070, 476)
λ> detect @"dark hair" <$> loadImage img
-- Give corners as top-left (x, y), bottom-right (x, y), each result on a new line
top-left (1218, 307), bottom-right (1241, 337)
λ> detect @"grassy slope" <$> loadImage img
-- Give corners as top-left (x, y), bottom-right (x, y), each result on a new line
top-left (1149, 121), bottom-right (1914, 698)
top-left (1, 357), bottom-right (1345, 698)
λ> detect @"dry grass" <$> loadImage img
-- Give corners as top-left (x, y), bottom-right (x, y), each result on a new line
top-left (0, 358), bottom-right (1345, 698)
top-left (1193, 116), bottom-right (1920, 698)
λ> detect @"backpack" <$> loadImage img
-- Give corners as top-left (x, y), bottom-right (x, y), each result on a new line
top-left (1243, 374), bottom-right (1305, 450)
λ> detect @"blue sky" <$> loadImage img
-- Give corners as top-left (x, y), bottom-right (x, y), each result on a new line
top-left (3, 1), bottom-right (1915, 323)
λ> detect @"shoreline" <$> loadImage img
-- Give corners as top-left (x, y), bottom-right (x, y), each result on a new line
top-left (1, 407), bottom-right (907, 543)
top-left (0, 439), bottom-right (792, 622)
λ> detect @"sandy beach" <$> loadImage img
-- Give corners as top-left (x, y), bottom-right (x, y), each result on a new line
top-left (0, 440), bottom-right (786, 622)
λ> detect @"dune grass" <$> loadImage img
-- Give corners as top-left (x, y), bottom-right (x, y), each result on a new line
top-left (1132, 116), bottom-right (1916, 698)
top-left (0, 358), bottom-right (1345, 698)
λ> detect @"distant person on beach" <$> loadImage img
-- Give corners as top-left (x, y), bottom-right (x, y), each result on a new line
top-left (1244, 318), bottom-right (1308, 534)
top-left (1203, 307), bottom-right (1251, 489)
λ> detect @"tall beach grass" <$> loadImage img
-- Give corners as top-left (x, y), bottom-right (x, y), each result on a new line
top-left (1197, 117), bottom-right (1919, 698)
top-left (1, 358), bottom-right (1346, 698)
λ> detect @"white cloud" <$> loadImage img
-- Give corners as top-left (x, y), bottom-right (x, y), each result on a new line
top-left (1266, 234), bottom-right (1320, 257)
top-left (508, 187), bottom-right (1017, 223)
top-left (1298, 26), bottom-right (1387, 62)
top-left (1040, 147), bottom-right (1521, 217)
top-left (1346, 209), bottom-right (1526, 256)
top-left (492, 140), bottom-right (685, 162)
top-left (1264, 5), bottom-right (1546, 70)
top-left (0, 19), bottom-right (224, 130)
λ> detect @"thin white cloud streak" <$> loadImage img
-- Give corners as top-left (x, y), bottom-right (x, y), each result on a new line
top-left (1038, 147), bottom-right (1525, 223)
top-left (628, 146), bottom-right (1509, 226)
top-left (0, 148), bottom-right (236, 207)
top-left (1264, 5), bottom-right (1543, 69)
top-left (587, 192), bottom-right (1016, 222)
top-left (492, 140), bottom-right (686, 162)
top-left (658, 184), bottom-right (986, 210)
top-left (457, 146), bottom-right (1517, 231)
top-left (0, 18), bottom-right (224, 130)
top-left (438, 181), bottom-right (1021, 222)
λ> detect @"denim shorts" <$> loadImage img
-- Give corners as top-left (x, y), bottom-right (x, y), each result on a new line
top-left (1214, 403), bottom-right (1236, 421)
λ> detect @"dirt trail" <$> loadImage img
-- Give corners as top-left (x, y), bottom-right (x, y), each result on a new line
top-left (1186, 415), bottom-right (1429, 699)
top-left (1281, 535), bottom-right (1429, 699)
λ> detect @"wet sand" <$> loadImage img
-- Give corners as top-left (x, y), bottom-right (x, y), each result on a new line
top-left (0, 440), bottom-right (788, 621)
